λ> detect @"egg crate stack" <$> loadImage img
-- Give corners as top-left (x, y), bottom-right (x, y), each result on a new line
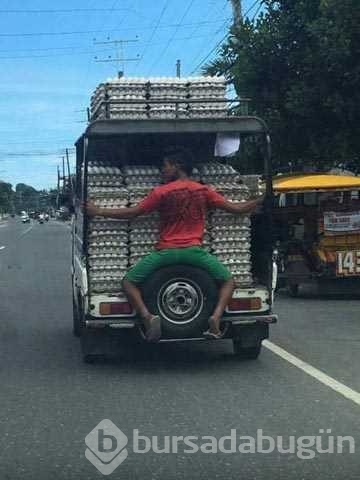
top-left (188, 102), bottom-right (227, 119)
top-left (200, 163), bottom-right (253, 286)
top-left (191, 167), bottom-right (201, 182)
top-left (199, 163), bottom-right (241, 186)
top-left (87, 162), bottom-right (129, 293)
top-left (239, 175), bottom-right (266, 199)
top-left (128, 215), bottom-right (160, 266)
top-left (147, 78), bottom-right (188, 119)
top-left (210, 213), bottom-right (253, 286)
top-left (202, 230), bottom-right (212, 253)
top-left (87, 164), bottom-right (124, 188)
top-left (125, 166), bottom-right (161, 267)
top-left (91, 78), bottom-right (148, 120)
top-left (187, 76), bottom-right (227, 118)
top-left (188, 76), bottom-right (226, 99)
top-left (90, 76), bottom-right (227, 120)
top-left (88, 219), bottom-right (129, 293)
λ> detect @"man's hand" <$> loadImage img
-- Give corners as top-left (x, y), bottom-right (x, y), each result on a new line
top-left (81, 201), bottom-right (144, 220)
top-left (221, 194), bottom-right (266, 215)
top-left (83, 201), bottom-right (101, 217)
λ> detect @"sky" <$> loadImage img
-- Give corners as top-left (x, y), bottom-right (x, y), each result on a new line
top-left (0, 0), bottom-right (260, 190)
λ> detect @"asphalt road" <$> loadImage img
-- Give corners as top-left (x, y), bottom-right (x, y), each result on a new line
top-left (0, 218), bottom-right (359, 480)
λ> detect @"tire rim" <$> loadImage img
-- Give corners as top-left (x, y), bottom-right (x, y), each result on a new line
top-left (158, 278), bottom-right (204, 325)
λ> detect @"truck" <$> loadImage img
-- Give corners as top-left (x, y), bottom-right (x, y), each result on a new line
top-left (71, 76), bottom-right (277, 362)
top-left (273, 173), bottom-right (360, 296)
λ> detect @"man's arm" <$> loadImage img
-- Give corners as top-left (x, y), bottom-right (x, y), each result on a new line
top-left (219, 196), bottom-right (264, 215)
top-left (84, 187), bottom-right (161, 219)
top-left (84, 202), bottom-right (143, 219)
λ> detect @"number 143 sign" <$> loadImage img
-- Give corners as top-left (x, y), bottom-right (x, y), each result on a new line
top-left (336, 251), bottom-right (360, 276)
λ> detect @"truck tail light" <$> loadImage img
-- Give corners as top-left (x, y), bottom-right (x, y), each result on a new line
top-left (228, 298), bottom-right (262, 311)
top-left (99, 302), bottom-right (133, 316)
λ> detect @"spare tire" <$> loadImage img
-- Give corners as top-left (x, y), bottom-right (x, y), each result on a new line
top-left (142, 265), bottom-right (218, 339)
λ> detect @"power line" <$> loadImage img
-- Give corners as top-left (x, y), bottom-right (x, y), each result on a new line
top-left (0, 34), bottom-right (215, 56)
top-left (1, 152), bottom-right (75, 158)
top-left (213, 0), bottom-right (264, 77)
top-left (0, 47), bottom-right (127, 60)
top-left (251, 1), bottom-right (263, 20)
top-left (0, 33), bottom-right (219, 62)
top-left (0, 19), bottom-right (229, 38)
top-left (94, 38), bottom-right (140, 73)
top-left (189, 0), bottom-right (262, 74)
top-left (190, 30), bottom-right (229, 74)
top-left (185, 1), bottom-right (231, 74)
top-left (134, 0), bottom-right (170, 72)
top-left (188, 20), bottom-right (231, 74)
top-left (0, 140), bottom-right (77, 146)
top-left (0, 8), bottom-right (140, 14)
top-left (0, 45), bottom-right (91, 53)
top-left (243, 0), bottom-right (262, 18)
top-left (148, 0), bottom-right (196, 74)
top-left (77, 0), bottom-right (118, 101)
top-left (187, 0), bottom-right (226, 48)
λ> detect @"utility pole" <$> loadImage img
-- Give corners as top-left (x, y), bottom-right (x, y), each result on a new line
top-left (176, 59), bottom-right (181, 78)
top-left (57, 166), bottom-right (60, 210)
top-left (62, 157), bottom-right (66, 194)
top-left (229, 0), bottom-right (242, 27)
top-left (94, 38), bottom-right (139, 76)
top-left (65, 148), bottom-right (74, 196)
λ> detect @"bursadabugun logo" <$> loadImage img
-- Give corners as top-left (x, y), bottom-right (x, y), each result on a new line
top-left (85, 420), bottom-right (128, 475)
top-left (85, 422), bottom-right (356, 475)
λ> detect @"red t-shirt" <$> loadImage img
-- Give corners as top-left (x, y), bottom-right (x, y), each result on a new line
top-left (139, 179), bottom-right (226, 249)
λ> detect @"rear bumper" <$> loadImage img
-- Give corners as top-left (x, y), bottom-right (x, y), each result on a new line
top-left (224, 314), bottom-right (277, 325)
top-left (85, 314), bottom-right (278, 330)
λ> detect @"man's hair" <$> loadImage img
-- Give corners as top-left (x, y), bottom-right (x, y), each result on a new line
top-left (163, 147), bottom-right (193, 176)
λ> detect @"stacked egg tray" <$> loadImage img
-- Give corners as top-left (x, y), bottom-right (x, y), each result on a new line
top-left (88, 220), bottom-right (129, 293)
top-left (124, 165), bottom-right (161, 267)
top-left (200, 163), bottom-right (254, 287)
top-left (239, 175), bottom-right (266, 198)
top-left (90, 76), bottom-right (227, 121)
top-left (210, 213), bottom-right (253, 286)
top-left (128, 215), bottom-right (160, 267)
top-left (87, 162), bottom-right (129, 293)
top-left (125, 166), bottom-right (161, 268)
top-left (91, 79), bottom-right (148, 120)
top-left (86, 161), bottom-right (259, 293)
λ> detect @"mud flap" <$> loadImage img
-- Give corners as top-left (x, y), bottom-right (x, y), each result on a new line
top-left (232, 324), bottom-right (269, 348)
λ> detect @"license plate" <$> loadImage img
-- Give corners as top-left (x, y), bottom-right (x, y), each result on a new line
top-left (336, 250), bottom-right (360, 276)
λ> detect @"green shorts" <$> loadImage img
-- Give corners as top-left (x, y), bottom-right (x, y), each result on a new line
top-left (124, 246), bottom-right (232, 284)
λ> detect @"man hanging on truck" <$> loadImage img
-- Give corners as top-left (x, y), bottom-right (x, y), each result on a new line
top-left (85, 148), bottom-right (262, 343)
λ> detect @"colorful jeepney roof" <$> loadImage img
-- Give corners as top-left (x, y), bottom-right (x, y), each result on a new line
top-left (273, 174), bottom-right (360, 193)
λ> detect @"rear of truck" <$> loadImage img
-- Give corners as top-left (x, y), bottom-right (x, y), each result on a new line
top-left (71, 76), bottom-right (277, 361)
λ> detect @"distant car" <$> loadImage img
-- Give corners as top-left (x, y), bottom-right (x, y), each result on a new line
top-left (21, 215), bottom-right (30, 223)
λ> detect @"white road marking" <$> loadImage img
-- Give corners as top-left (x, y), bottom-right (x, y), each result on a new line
top-left (19, 225), bottom-right (34, 238)
top-left (0, 246), bottom-right (5, 250)
top-left (263, 340), bottom-right (360, 407)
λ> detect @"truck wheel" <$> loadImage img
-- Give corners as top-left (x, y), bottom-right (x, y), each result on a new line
top-left (73, 289), bottom-right (85, 337)
top-left (142, 265), bottom-right (218, 339)
top-left (72, 292), bottom-right (81, 337)
top-left (232, 339), bottom-right (262, 359)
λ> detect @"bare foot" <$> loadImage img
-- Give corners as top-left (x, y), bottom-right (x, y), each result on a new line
top-left (208, 316), bottom-right (221, 335)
